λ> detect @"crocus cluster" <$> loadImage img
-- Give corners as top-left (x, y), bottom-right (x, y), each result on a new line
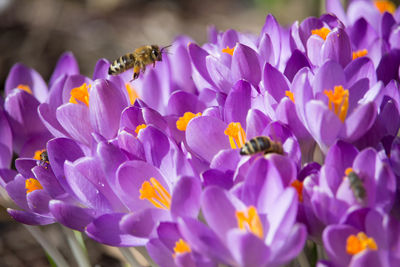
top-left (1, 0), bottom-right (400, 266)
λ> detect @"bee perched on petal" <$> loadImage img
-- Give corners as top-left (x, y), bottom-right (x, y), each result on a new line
top-left (345, 168), bottom-right (366, 204)
top-left (240, 136), bottom-right (284, 156)
top-left (108, 45), bottom-right (170, 80)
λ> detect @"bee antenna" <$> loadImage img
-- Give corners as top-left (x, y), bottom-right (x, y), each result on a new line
top-left (161, 45), bottom-right (172, 52)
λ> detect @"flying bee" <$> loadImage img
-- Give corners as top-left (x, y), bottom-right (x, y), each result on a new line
top-left (346, 170), bottom-right (366, 204)
top-left (240, 136), bottom-right (284, 156)
top-left (108, 45), bottom-right (171, 80)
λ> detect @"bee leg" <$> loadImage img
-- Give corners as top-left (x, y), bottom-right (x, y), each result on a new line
top-left (141, 64), bottom-right (146, 73)
top-left (133, 65), bottom-right (140, 80)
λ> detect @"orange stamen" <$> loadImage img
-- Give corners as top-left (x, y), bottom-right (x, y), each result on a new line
top-left (374, 0), bottom-right (396, 14)
top-left (311, 27), bottom-right (331, 41)
top-left (139, 177), bottom-right (171, 210)
top-left (176, 112), bottom-right (202, 131)
top-left (222, 46), bottom-right (235, 56)
top-left (172, 239), bottom-right (191, 258)
top-left (224, 122), bottom-right (246, 149)
top-left (135, 124), bottom-right (147, 135)
top-left (352, 49), bottom-right (368, 60)
top-left (25, 178), bottom-right (43, 194)
top-left (324, 85), bottom-right (349, 123)
top-left (236, 206), bottom-right (264, 239)
top-left (125, 83), bottom-right (139, 105)
top-left (17, 84), bottom-right (32, 94)
top-left (33, 149), bottom-right (46, 160)
top-left (69, 83), bottom-right (90, 107)
top-left (291, 180), bottom-right (303, 202)
top-left (285, 91), bottom-right (295, 103)
top-left (346, 232), bottom-right (378, 255)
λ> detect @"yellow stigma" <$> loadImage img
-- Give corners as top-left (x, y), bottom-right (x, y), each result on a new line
top-left (33, 149), bottom-right (46, 160)
top-left (17, 84), bottom-right (32, 94)
top-left (311, 27), bottom-right (331, 41)
top-left (176, 112), bottom-right (202, 131)
top-left (125, 83), bottom-right (139, 105)
top-left (25, 178), bottom-right (43, 194)
top-left (172, 239), bottom-right (191, 258)
top-left (69, 83), bottom-right (90, 107)
top-left (374, 0), bottom-right (396, 14)
top-left (222, 46), bottom-right (235, 56)
top-left (139, 177), bottom-right (171, 210)
top-left (352, 49), bottom-right (368, 60)
top-left (324, 85), bottom-right (349, 123)
top-left (346, 232), bottom-right (378, 255)
top-left (291, 180), bottom-right (303, 202)
top-left (135, 124), bottom-right (147, 135)
top-left (285, 91), bottom-right (295, 103)
top-left (224, 122), bottom-right (246, 149)
top-left (236, 206), bottom-right (264, 239)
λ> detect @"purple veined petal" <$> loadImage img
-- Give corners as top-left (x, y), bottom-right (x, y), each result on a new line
top-left (347, 78), bottom-right (370, 114)
top-left (224, 80), bottom-right (251, 126)
top-left (116, 160), bottom-right (166, 211)
top-left (231, 44), bottom-right (261, 87)
top-left (258, 34), bottom-right (275, 66)
top-left (49, 200), bottom-right (95, 231)
top-left (89, 79), bottom-right (128, 139)
top-left (7, 209), bottom-right (55, 225)
top-left (47, 74), bottom-right (67, 109)
top-left (56, 103), bottom-right (93, 147)
top-left (15, 158), bottom-right (36, 179)
top-left (299, 17), bottom-right (324, 48)
top-left (270, 224), bottom-right (307, 266)
top-left (349, 18), bottom-right (378, 51)
top-left (136, 68), bottom-right (164, 113)
top-left (290, 21), bottom-right (304, 52)
top-left (206, 55), bottom-right (233, 94)
top-left (227, 229), bottom-right (270, 267)
top-left (245, 109), bottom-right (271, 139)
top-left (263, 62), bottom-right (290, 102)
top-left (336, 178), bottom-right (359, 206)
top-left (201, 169), bottom-right (233, 190)
top-left (188, 43), bottom-right (216, 88)
top-left (347, 0), bottom-right (380, 28)
top-left (284, 49), bottom-right (311, 82)
top-left (4, 89), bottom-right (45, 153)
top-left (0, 169), bottom-right (17, 188)
top-left (93, 58), bottom-right (110, 80)
top-left (323, 224), bottom-right (356, 267)
top-left (222, 29), bottom-right (239, 48)
top-left (38, 103), bottom-right (70, 138)
top-left (19, 132), bottom-right (53, 158)
top-left (171, 177), bottom-right (201, 220)
top-left (265, 188), bottom-right (298, 245)
top-left (49, 52), bottom-right (80, 87)
top-left (364, 209), bottom-right (385, 247)
top-left (26, 189), bottom-right (51, 215)
top-left (359, 81), bottom-right (384, 106)
top-left (32, 166), bottom-right (65, 198)
top-left (322, 28), bottom-right (352, 68)
top-left (389, 26), bottom-right (400, 49)
top-left (119, 106), bottom-right (145, 133)
top-left (117, 130), bottom-right (145, 160)
top-left (341, 102), bottom-right (377, 142)
top-left (374, 161), bottom-right (396, 209)
top-left (305, 100), bottom-right (343, 152)
top-left (313, 60), bottom-right (345, 95)
top-left (311, 190), bottom-right (348, 225)
top-left (120, 209), bottom-right (170, 238)
top-left (146, 238), bottom-right (176, 267)
top-left (340, 207), bottom-right (371, 231)
top-left (185, 116), bottom-right (230, 163)
top-left (325, 0), bottom-right (347, 25)
top-left (325, 140), bottom-right (358, 172)
top-left (64, 160), bottom-right (113, 212)
top-left (261, 14), bottom-right (281, 66)
top-left (380, 12), bottom-right (395, 42)
top-left (292, 67), bottom-right (313, 124)
top-left (0, 108), bottom-right (12, 167)
top-left (142, 107), bottom-right (169, 132)
top-left (5, 63), bottom-right (48, 103)
top-left (306, 35), bottom-right (324, 66)
top-left (319, 165), bottom-right (343, 196)
top-left (178, 217), bottom-right (234, 265)
top-left (167, 91), bottom-right (206, 116)
top-left (210, 149), bottom-right (241, 173)
top-left (170, 40), bottom-right (196, 94)
top-left (345, 57), bottom-right (377, 89)
top-left (157, 221), bottom-right (181, 249)
top-left (376, 49), bottom-right (400, 85)
top-left (5, 174), bottom-right (29, 210)
top-left (350, 249), bottom-right (383, 267)
top-left (61, 74), bottom-right (91, 104)
top-left (207, 25), bottom-right (218, 44)
top-left (86, 213), bottom-right (147, 247)
top-left (202, 186), bottom-right (244, 243)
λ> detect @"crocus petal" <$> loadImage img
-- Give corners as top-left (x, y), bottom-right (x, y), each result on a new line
top-left (261, 14), bottom-right (282, 66)
top-left (26, 189), bottom-right (51, 214)
top-left (167, 91), bottom-right (206, 116)
top-left (61, 74), bottom-right (91, 104)
top-left (206, 55), bottom-right (233, 94)
top-left (49, 200), bottom-right (95, 231)
top-left (15, 158), bottom-right (36, 179)
top-left (7, 209), bottom-right (55, 225)
top-left (325, 0), bottom-right (347, 25)
top-left (345, 57), bottom-right (376, 89)
top-left (5, 63), bottom-right (47, 102)
top-left (299, 17), bottom-right (324, 48)
top-left (227, 230), bottom-right (270, 267)
top-left (263, 63), bottom-right (290, 102)
top-left (376, 49), bottom-right (400, 85)
top-left (188, 43), bottom-right (215, 88)
top-left (49, 52), bottom-right (80, 87)
top-left (86, 213), bottom-right (147, 246)
top-left (231, 44), bottom-right (261, 87)
top-left (171, 177), bottom-right (201, 220)
top-left (306, 35), bottom-right (324, 66)
top-left (245, 109), bottom-right (271, 139)
top-left (0, 169), bottom-right (17, 188)
top-left (313, 60), bottom-right (345, 95)
top-left (5, 174), bottom-right (29, 210)
top-left (92, 58), bottom-right (110, 80)
top-left (146, 239), bottom-right (176, 267)
top-left (341, 102), bottom-right (377, 142)
top-left (322, 28), bottom-right (351, 68)
top-left (38, 103), bottom-right (69, 138)
top-left (284, 49), bottom-right (311, 82)
top-left (89, 79), bottom-right (128, 139)
top-left (202, 169), bottom-right (233, 190)
top-left (185, 116), bottom-right (230, 163)
top-left (120, 209), bottom-right (170, 238)
top-left (323, 224), bottom-right (357, 267)
top-left (224, 80), bottom-right (251, 126)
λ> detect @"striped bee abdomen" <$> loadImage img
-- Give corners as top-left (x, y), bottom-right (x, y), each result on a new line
top-left (108, 53), bottom-right (135, 75)
top-left (240, 136), bottom-right (275, 155)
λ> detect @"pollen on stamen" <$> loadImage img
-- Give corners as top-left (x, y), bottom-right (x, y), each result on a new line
top-left (285, 91), bottom-right (295, 103)
top-left (172, 239), bottom-right (191, 258)
top-left (291, 180), bottom-right (303, 202)
top-left (311, 27), bottom-right (331, 41)
top-left (135, 124), bottom-right (147, 135)
top-left (139, 177), bottom-right (171, 210)
top-left (33, 149), bottom-right (46, 160)
top-left (176, 112), bottom-right (202, 131)
top-left (224, 122), bottom-right (247, 149)
top-left (17, 84), bottom-right (32, 94)
top-left (222, 46), bottom-right (235, 56)
top-left (125, 83), bottom-right (139, 105)
top-left (352, 49), bottom-right (368, 60)
top-left (324, 85), bottom-right (349, 123)
top-left (25, 178), bottom-right (43, 194)
top-left (236, 206), bottom-right (264, 239)
top-left (374, 0), bottom-right (396, 14)
top-left (346, 232), bottom-right (378, 255)
top-left (69, 83), bottom-right (91, 107)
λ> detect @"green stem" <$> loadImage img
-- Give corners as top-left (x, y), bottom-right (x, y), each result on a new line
top-left (297, 249), bottom-right (311, 267)
top-left (62, 227), bottom-right (91, 267)
top-left (24, 225), bottom-right (69, 267)
top-left (119, 247), bottom-right (143, 267)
